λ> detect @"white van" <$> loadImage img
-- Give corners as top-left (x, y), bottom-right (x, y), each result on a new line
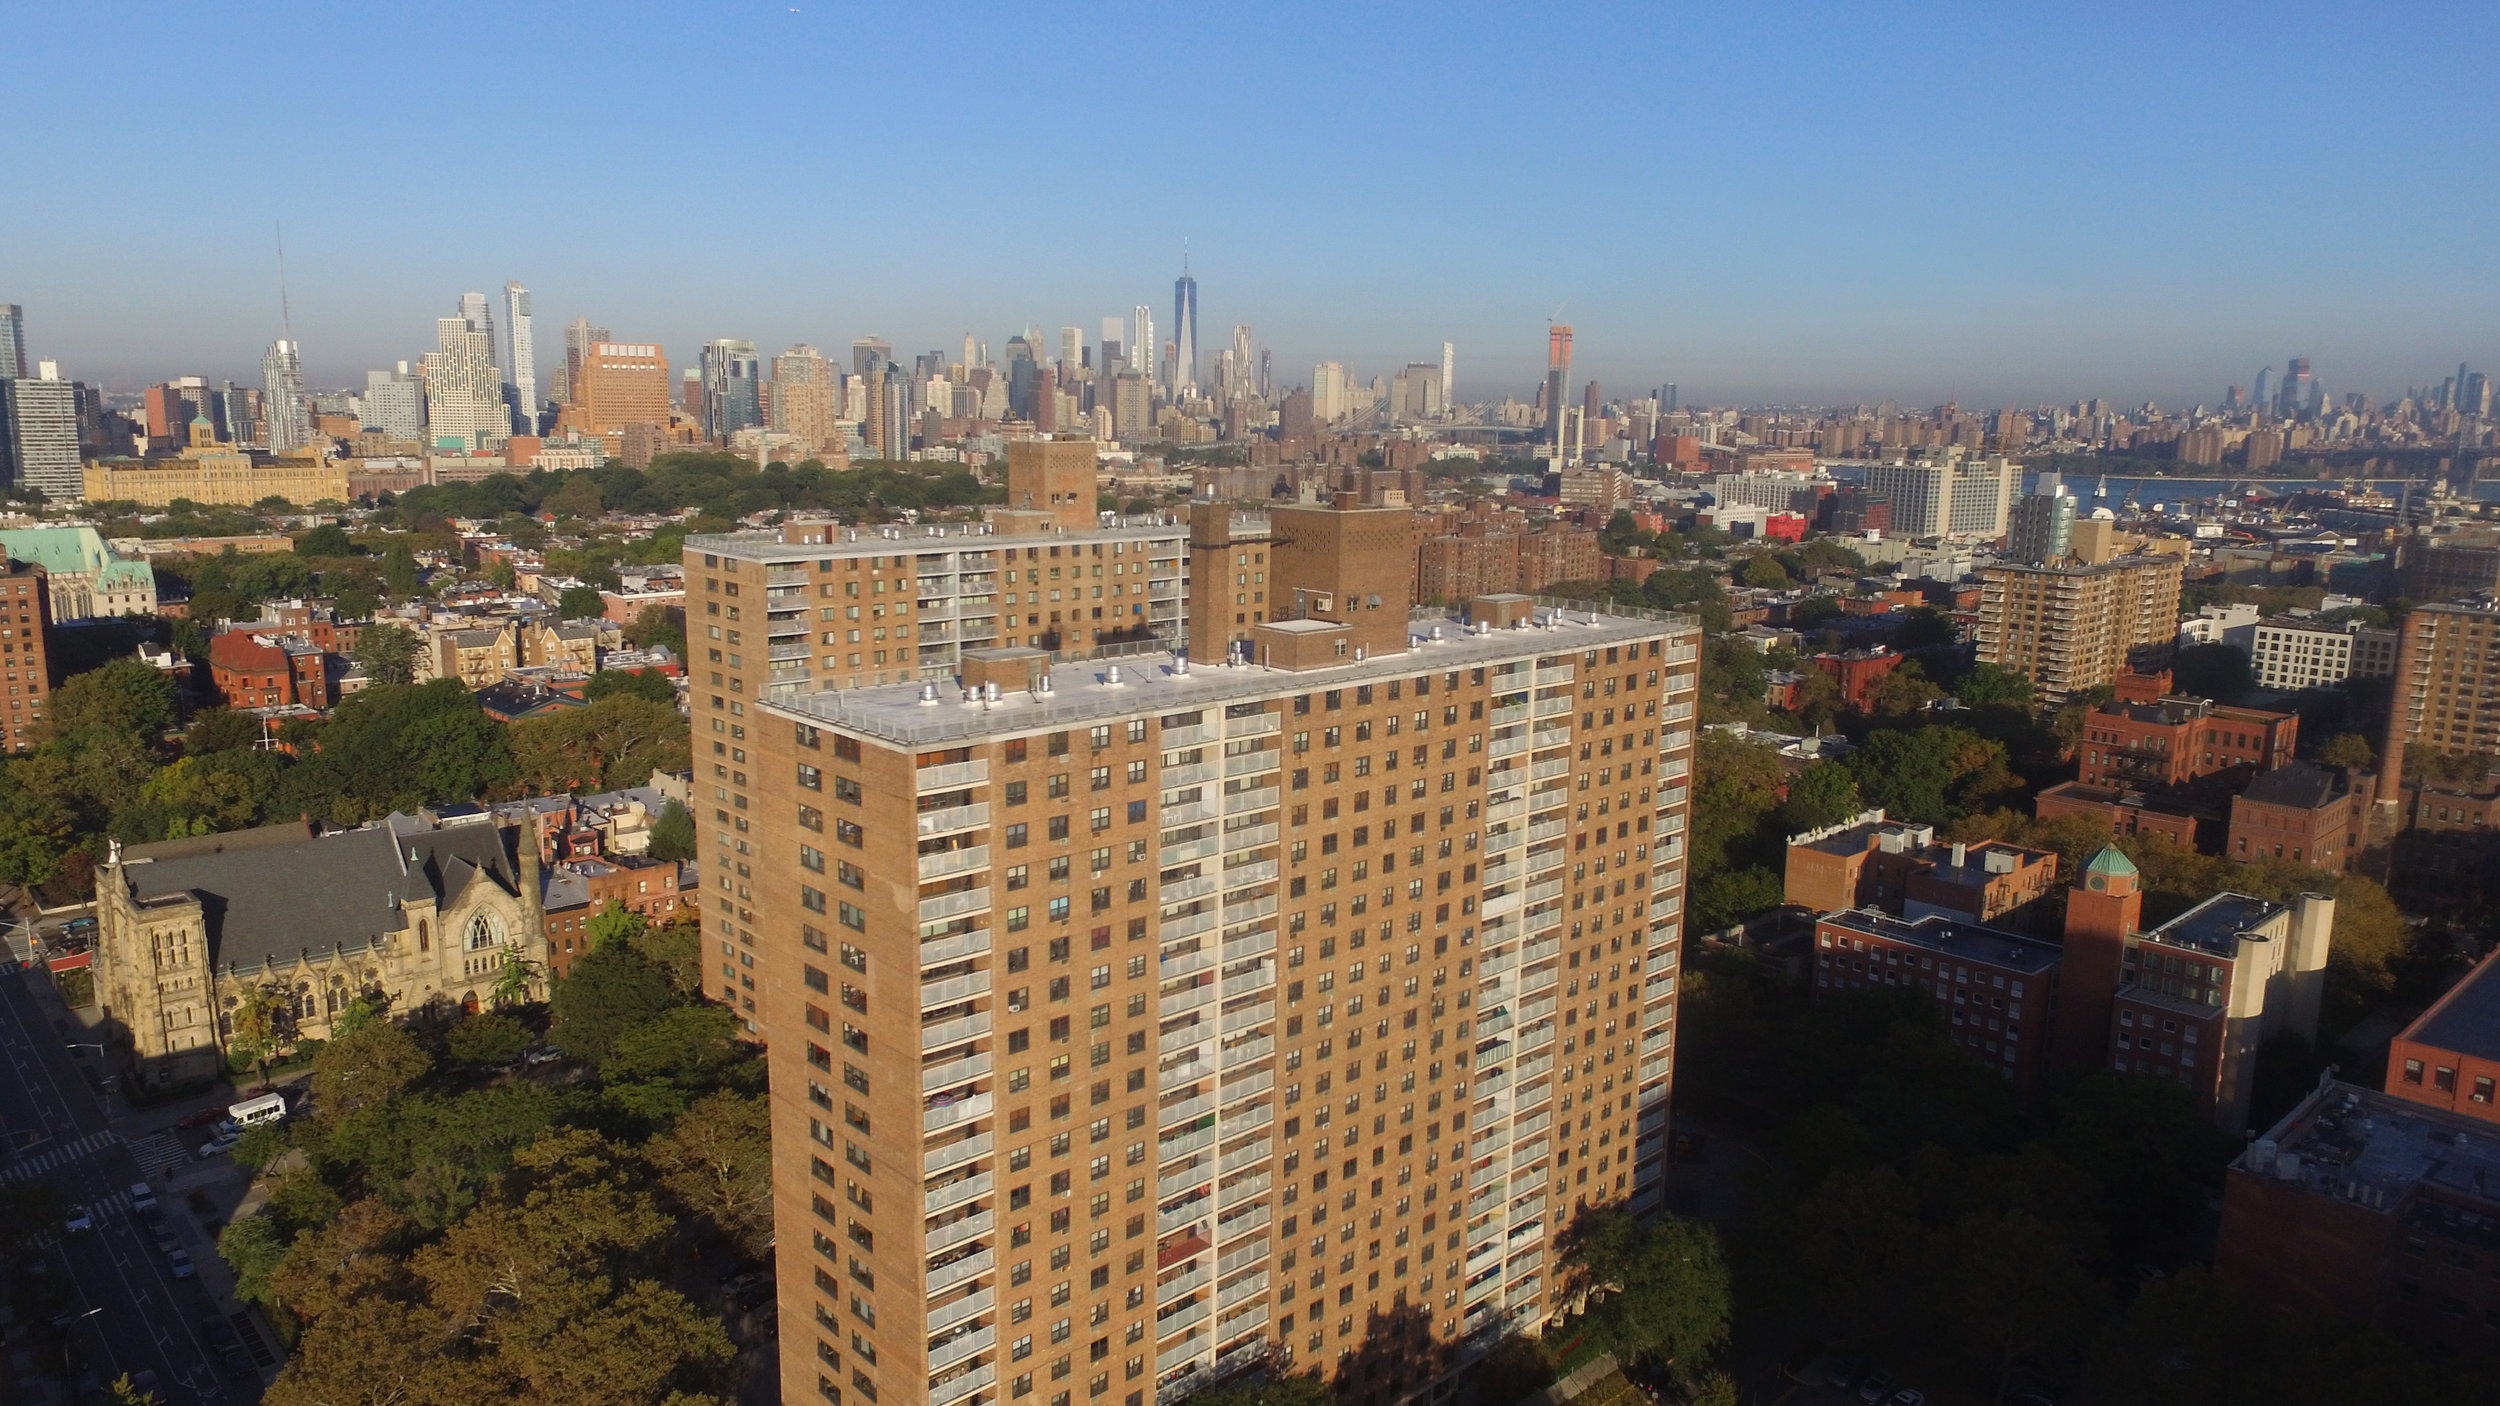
top-left (226, 1092), bottom-right (288, 1127)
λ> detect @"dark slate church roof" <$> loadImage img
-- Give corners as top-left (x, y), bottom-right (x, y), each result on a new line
top-left (117, 815), bottom-right (524, 972)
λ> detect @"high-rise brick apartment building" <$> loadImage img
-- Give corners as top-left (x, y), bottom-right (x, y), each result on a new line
top-left (0, 545), bottom-right (52, 751)
top-left (1974, 553), bottom-right (2184, 709)
top-left (698, 495), bottom-right (1699, 1406)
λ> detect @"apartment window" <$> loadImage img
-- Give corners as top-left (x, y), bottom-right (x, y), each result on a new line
top-left (835, 777), bottom-right (865, 804)
top-left (799, 764), bottom-right (823, 790)
top-left (2438, 1066), bottom-right (2459, 1092)
top-left (2403, 1059), bottom-right (2425, 1084)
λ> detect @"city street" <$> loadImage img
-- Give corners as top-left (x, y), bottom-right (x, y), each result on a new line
top-left (0, 961), bottom-right (270, 1405)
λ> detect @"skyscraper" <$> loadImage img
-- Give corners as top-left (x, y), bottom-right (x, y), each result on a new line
top-left (1172, 263), bottom-right (1198, 396)
top-left (458, 291), bottom-right (495, 360)
top-left (1440, 341), bottom-right (1455, 409)
top-left (503, 282), bottom-right (537, 433)
top-left (1311, 362), bottom-right (1351, 425)
top-left (688, 502), bottom-right (1699, 1406)
top-left (2281, 358), bottom-right (2314, 419)
top-left (576, 342), bottom-right (672, 438)
top-left (1545, 326), bottom-right (1574, 456)
top-left (2252, 366), bottom-right (2275, 418)
top-left (770, 345), bottom-right (839, 455)
top-left (1100, 317), bottom-right (1127, 373)
top-left (420, 307), bottom-right (506, 450)
top-left (1131, 307), bottom-right (1155, 389)
top-left (0, 369), bottom-right (80, 502)
top-left (362, 364), bottom-right (427, 442)
top-left (564, 318), bottom-right (609, 405)
top-left (2007, 476), bottom-right (2077, 565)
top-left (1004, 335), bottom-right (1039, 421)
top-left (702, 339), bottom-right (763, 441)
top-left (0, 305), bottom-right (25, 380)
top-left (853, 338), bottom-right (894, 380)
top-left (260, 340), bottom-right (311, 453)
top-left (1059, 326), bottom-right (1083, 377)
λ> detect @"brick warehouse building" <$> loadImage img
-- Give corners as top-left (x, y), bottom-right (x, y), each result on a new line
top-left (687, 497), bottom-right (1700, 1406)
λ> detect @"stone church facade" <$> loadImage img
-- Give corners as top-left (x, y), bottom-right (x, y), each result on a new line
top-left (92, 810), bottom-right (553, 1087)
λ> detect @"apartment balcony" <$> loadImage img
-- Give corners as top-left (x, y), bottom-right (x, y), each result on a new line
top-left (1488, 703), bottom-right (1530, 728)
top-left (1516, 964), bottom-right (1558, 998)
top-left (919, 928), bottom-right (992, 967)
top-left (1216, 1270), bottom-right (1268, 1310)
top-left (1488, 734), bottom-right (1530, 759)
top-left (1162, 800), bottom-right (1220, 828)
top-left (927, 1285), bottom-right (996, 1334)
top-left (1220, 999), bottom-right (1275, 1032)
top-left (925, 1172), bottom-right (995, 1221)
top-left (917, 759), bottom-right (990, 792)
top-left (1217, 1171), bottom-right (1271, 1209)
top-left (1161, 947), bottom-right (1216, 980)
top-left (1156, 1337), bottom-right (1209, 1374)
top-left (1530, 726), bottom-right (1572, 752)
top-left (1158, 1265), bottom-right (1212, 1306)
top-left (918, 887), bottom-right (992, 924)
top-left (921, 1011), bottom-right (990, 1051)
top-left (1219, 964), bottom-right (1274, 999)
top-left (1156, 1296), bottom-right (1213, 1339)
top-left (924, 1091), bottom-right (994, 1133)
top-left (928, 1325), bottom-right (996, 1373)
top-left (917, 802), bottom-right (991, 838)
top-left (1221, 822), bottom-right (1279, 852)
top-left (1162, 873), bottom-right (1220, 905)
top-left (1159, 1023), bottom-right (1213, 1056)
top-left (1224, 712), bottom-right (1280, 737)
top-left (926, 1208), bottom-right (996, 1255)
top-left (924, 1132), bottom-right (993, 1176)
top-left (1163, 980), bottom-right (1216, 1016)
top-left (1218, 1138), bottom-right (1272, 1176)
top-left (1222, 786), bottom-right (1279, 816)
top-left (1220, 929), bottom-right (1277, 963)
top-left (1162, 835), bottom-right (1222, 867)
top-left (1225, 749), bottom-right (1281, 777)
top-left (1215, 1237), bottom-right (1270, 1279)
top-left (929, 1363), bottom-right (996, 1406)
top-left (1159, 1123), bottom-right (1217, 1164)
top-left (918, 845), bottom-right (992, 882)
top-left (925, 1249), bottom-right (995, 1296)
top-left (1163, 762), bottom-right (1220, 789)
top-left (1481, 889), bottom-right (1526, 920)
top-left (1220, 858), bottom-right (1280, 892)
top-left (922, 1052), bottom-right (991, 1095)
top-left (1158, 1094), bottom-right (1216, 1129)
top-left (921, 970), bottom-right (992, 1009)
top-left (1220, 1036), bottom-right (1274, 1070)
top-left (1219, 1068), bottom-right (1275, 1106)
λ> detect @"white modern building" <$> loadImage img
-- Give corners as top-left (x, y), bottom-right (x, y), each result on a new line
top-left (503, 281), bottom-right (537, 433)
top-left (1865, 455), bottom-right (2019, 539)
top-left (2248, 616), bottom-right (2399, 691)
top-left (421, 309), bottom-right (506, 451)
top-left (260, 339), bottom-right (310, 453)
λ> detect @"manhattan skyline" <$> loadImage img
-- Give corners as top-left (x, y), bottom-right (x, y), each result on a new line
top-left (13, 1), bottom-right (2498, 404)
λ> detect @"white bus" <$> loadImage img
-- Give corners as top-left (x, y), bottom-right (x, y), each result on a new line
top-left (226, 1092), bottom-right (288, 1127)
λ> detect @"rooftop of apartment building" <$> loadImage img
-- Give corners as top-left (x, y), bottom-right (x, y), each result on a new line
top-left (685, 515), bottom-right (1185, 562)
top-left (1815, 906), bottom-right (2062, 975)
top-left (776, 600), bottom-right (1696, 744)
top-left (1981, 551), bottom-right (2181, 578)
top-left (2403, 949), bottom-right (2500, 1066)
top-left (2238, 762), bottom-right (2352, 811)
top-left (2148, 891), bottom-right (2287, 958)
top-left (2241, 1080), bottom-right (2500, 1222)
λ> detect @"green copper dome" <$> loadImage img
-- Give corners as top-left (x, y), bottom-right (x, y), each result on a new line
top-left (2083, 846), bottom-right (2138, 879)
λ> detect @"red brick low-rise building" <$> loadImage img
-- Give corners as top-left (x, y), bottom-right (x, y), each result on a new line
top-left (2033, 781), bottom-right (2204, 848)
top-left (2227, 761), bottom-right (2360, 870)
top-left (207, 629), bottom-right (332, 710)
top-left (2386, 946), bottom-right (2500, 1122)
top-left (1785, 811), bottom-right (2056, 928)
top-left (0, 547), bottom-right (53, 752)
top-left (1806, 646), bottom-right (1906, 713)
top-left (2077, 692), bottom-right (2299, 791)
top-left (2219, 1082), bottom-right (2500, 1357)
top-left (1813, 907), bottom-right (2062, 1091)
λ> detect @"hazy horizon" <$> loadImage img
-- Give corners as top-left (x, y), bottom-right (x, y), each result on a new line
top-left (15, 1), bottom-right (2497, 409)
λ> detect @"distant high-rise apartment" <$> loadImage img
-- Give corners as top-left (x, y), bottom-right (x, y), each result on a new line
top-left (1545, 327), bottom-right (1573, 455)
top-left (853, 338), bottom-right (894, 380)
top-left (2006, 479), bottom-right (2076, 565)
top-left (1441, 341), bottom-right (1455, 408)
top-left (260, 339), bottom-right (311, 453)
top-left (1311, 362), bottom-right (1352, 425)
top-left (1976, 553), bottom-right (2186, 708)
top-left (1173, 266), bottom-right (1199, 395)
top-left (1100, 317), bottom-right (1127, 374)
top-left (1863, 456), bottom-right (2019, 539)
top-left (771, 346), bottom-right (840, 455)
top-left (2377, 600), bottom-right (2500, 797)
top-left (362, 364), bottom-right (427, 442)
top-left (1060, 326), bottom-right (1083, 377)
top-left (503, 282), bottom-right (538, 433)
top-left (564, 318), bottom-right (609, 404)
top-left (420, 308), bottom-right (506, 451)
top-left (690, 497), bottom-right (1699, 1406)
top-left (0, 369), bottom-right (81, 501)
top-left (458, 291), bottom-right (496, 361)
top-left (703, 339), bottom-right (763, 441)
top-left (0, 305), bottom-right (25, 380)
top-left (1111, 373), bottom-right (1155, 444)
top-left (576, 342), bottom-right (672, 438)
top-left (1132, 307), bottom-right (1155, 388)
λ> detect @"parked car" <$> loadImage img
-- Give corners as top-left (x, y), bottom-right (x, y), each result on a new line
top-left (1858, 1369), bottom-right (1898, 1404)
top-left (523, 1046), bottom-right (564, 1066)
top-left (128, 1181), bottom-right (156, 1212)
top-left (198, 1130), bottom-right (242, 1159)
top-left (177, 1107), bottom-right (228, 1129)
top-left (62, 1205), bottom-right (91, 1234)
top-left (1826, 1355), bottom-right (1870, 1391)
top-left (167, 1247), bottom-right (195, 1278)
top-left (146, 1211), bottom-right (180, 1255)
top-left (1888, 1391), bottom-right (1927, 1406)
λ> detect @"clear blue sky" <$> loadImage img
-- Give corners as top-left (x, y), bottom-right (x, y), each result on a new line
top-left (14, 1), bottom-right (2497, 406)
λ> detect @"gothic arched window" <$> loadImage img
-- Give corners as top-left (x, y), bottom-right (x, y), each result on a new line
top-left (465, 914), bottom-right (502, 952)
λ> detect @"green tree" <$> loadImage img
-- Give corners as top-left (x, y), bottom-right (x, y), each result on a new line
top-left (644, 1090), bottom-right (774, 1255)
top-left (550, 944), bottom-right (675, 1062)
top-left (585, 899), bottom-right (649, 950)
top-left (624, 603), bottom-right (685, 657)
top-left (294, 524), bottom-right (353, 557)
top-left (647, 799), bottom-right (695, 862)
top-left (1560, 1208), bottom-right (1732, 1370)
top-left (586, 667), bottom-right (675, 704)
top-left (446, 1012), bottom-right (531, 1067)
top-left (2172, 641), bottom-right (2255, 702)
top-left (44, 658), bottom-right (178, 743)
top-left (216, 1212), bottom-right (290, 1311)
top-left (226, 983), bottom-right (297, 1077)
top-left (507, 695), bottom-right (690, 793)
top-left (1177, 1377), bottom-right (1335, 1406)
top-left (490, 951), bottom-right (542, 1008)
top-left (557, 584), bottom-right (608, 619)
top-left (353, 622), bottom-right (422, 686)
top-left (382, 542), bottom-right (421, 596)
top-left (1781, 761), bottom-right (1864, 834)
top-left (2318, 732), bottom-right (2376, 770)
top-left (1953, 661), bottom-right (2035, 711)
top-left (629, 917), bottom-right (706, 996)
top-left (311, 1020), bottom-right (433, 1120)
top-left (1738, 555), bottom-right (1791, 589)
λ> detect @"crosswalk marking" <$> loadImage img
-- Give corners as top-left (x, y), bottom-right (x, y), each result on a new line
top-left (0, 1127), bottom-right (117, 1182)
top-left (125, 1130), bottom-right (187, 1179)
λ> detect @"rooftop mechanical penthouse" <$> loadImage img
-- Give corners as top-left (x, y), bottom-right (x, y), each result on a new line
top-left (692, 497), bottom-right (1698, 1406)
